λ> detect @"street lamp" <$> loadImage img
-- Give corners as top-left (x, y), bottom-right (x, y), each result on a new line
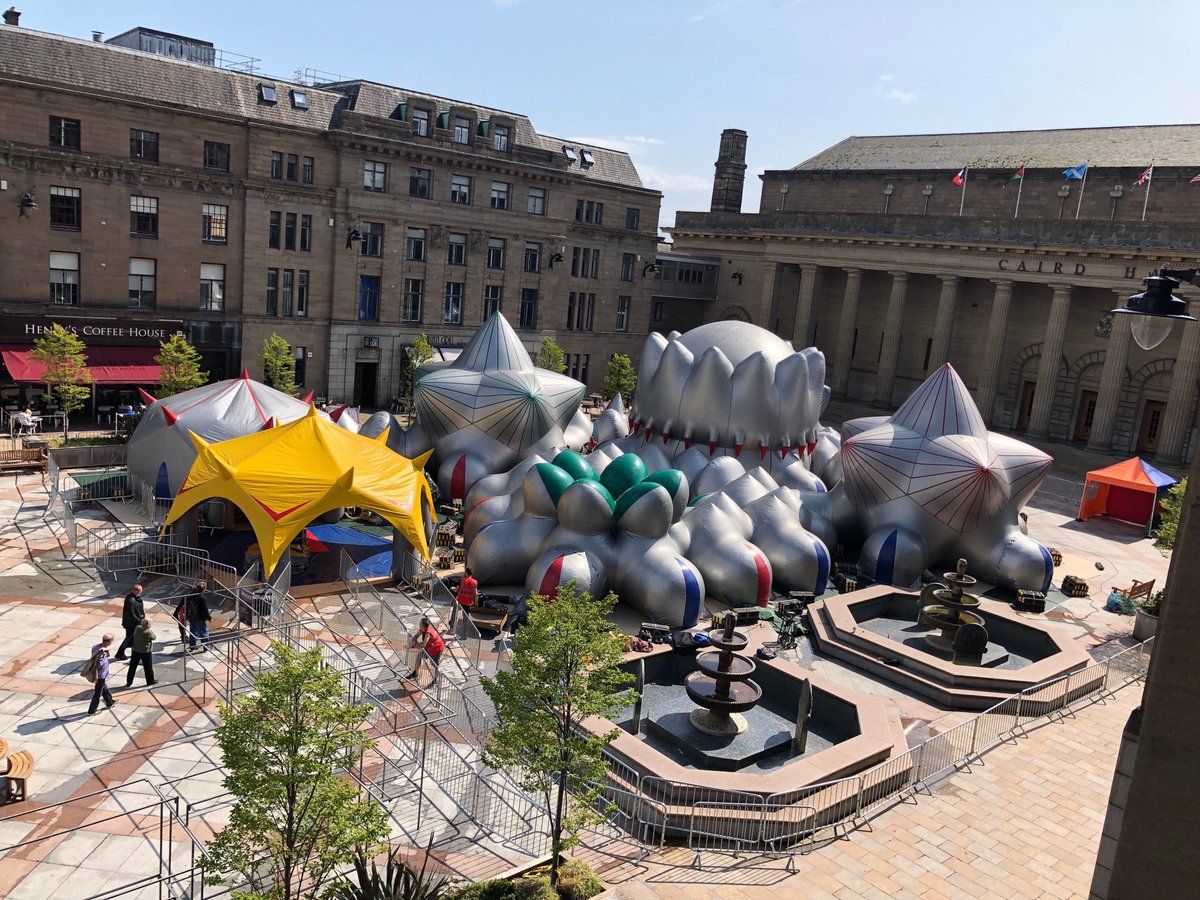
top-left (1110, 267), bottom-right (1198, 350)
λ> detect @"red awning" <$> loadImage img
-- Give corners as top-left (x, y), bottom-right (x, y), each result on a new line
top-left (0, 345), bottom-right (162, 384)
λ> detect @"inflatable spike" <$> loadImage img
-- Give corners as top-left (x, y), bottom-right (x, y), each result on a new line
top-left (161, 406), bottom-right (178, 426)
top-left (137, 388), bottom-right (157, 405)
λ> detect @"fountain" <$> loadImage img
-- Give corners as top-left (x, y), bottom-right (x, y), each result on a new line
top-left (684, 613), bottom-right (763, 736)
top-left (918, 558), bottom-right (983, 654)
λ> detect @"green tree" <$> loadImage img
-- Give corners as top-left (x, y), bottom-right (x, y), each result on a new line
top-left (536, 337), bottom-right (566, 374)
top-left (204, 642), bottom-right (389, 900)
top-left (258, 333), bottom-right (298, 396)
top-left (155, 333), bottom-right (208, 398)
top-left (403, 333), bottom-right (434, 413)
top-left (29, 323), bottom-right (92, 439)
top-left (1155, 477), bottom-right (1188, 551)
top-left (480, 583), bottom-right (632, 885)
top-left (601, 354), bottom-right (637, 404)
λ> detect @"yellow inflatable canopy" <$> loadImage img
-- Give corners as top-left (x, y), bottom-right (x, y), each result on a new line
top-left (165, 405), bottom-right (433, 575)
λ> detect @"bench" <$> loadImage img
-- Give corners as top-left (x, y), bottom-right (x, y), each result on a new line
top-left (3, 749), bottom-right (34, 803)
top-left (1119, 579), bottom-right (1155, 605)
top-left (0, 448), bottom-right (47, 474)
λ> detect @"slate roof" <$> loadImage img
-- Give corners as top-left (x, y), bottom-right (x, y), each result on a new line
top-left (793, 125), bottom-right (1200, 171)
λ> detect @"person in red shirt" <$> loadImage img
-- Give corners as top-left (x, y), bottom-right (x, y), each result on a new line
top-left (455, 568), bottom-right (478, 608)
top-left (407, 616), bottom-right (444, 683)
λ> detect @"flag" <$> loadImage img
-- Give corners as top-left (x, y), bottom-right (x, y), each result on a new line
top-left (1133, 165), bottom-right (1153, 187)
top-left (953, 167), bottom-right (967, 187)
top-left (1003, 166), bottom-right (1025, 187)
top-left (1191, 174), bottom-right (1200, 184)
top-left (1063, 162), bottom-right (1089, 181)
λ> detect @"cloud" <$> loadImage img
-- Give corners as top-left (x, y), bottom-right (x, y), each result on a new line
top-left (638, 165), bottom-right (712, 193)
top-left (880, 74), bottom-right (895, 82)
top-left (887, 87), bottom-right (917, 104)
top-left (567, 135), bottom-right (664, 156)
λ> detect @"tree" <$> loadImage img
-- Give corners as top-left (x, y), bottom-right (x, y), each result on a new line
top-left (204, 642), bottom-right (389, 900)
top-left (403, 333), bottom-right (434, 413)
top-left (536, 336), bottom-right (566, 374)
top-left (155, 333), bottom-right (208, 398)
top-left (602, 354), bottom-right (637, 404)
top-left (259, 333), bottom-right (298, 396)
top-left (1155, 477), bottom-right (1188, 551)
top-left (29, 323), bottom-right (92, 439)
top-left (480, 583), bottom-right (633, 885)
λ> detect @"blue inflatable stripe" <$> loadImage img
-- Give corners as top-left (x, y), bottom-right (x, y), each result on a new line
top-left (155, 461), bottom-right (171, 501)
top-left (876, 531), bottom-right (898, 586)
top-left (812, 538), bottom-right (829, 594)
top-left (678, 558), bottom-right (701, 629)
top-left (1038, 543), bottom-right (1054, 594)
top-left (814, 480), bottom-right (826, 493)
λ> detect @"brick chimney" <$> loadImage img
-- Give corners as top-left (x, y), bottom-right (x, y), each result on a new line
top-left (2, 7), bottom-right (20, 26)
top-left (710, 128), bottom-right (748, 213)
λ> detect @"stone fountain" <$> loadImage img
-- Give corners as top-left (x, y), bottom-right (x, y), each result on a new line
top-left (684, 613), bottom-right (763, 736)
top-left (919, 558), bottom-right (982, 653)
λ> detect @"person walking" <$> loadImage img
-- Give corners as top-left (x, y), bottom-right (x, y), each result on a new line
top-left (114, 583), bottom-right (145, 660)
top-left (407, 616), bottom-right (444, 683)
top-left (185, 581), bottom-right (212, 651)
top-left (173, 595), bottom-right (189, 649)
top-left (86, 633), bottom-right (117, 715)
top-left (125, 617), bottom-right (157, 687)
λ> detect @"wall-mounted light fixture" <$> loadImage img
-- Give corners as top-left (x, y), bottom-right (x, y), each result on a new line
top-left (1112, 267), bottom-right (1198, 350)
top-left (547, 252), bottom-right (565, 269)
top-left (19, 192), bottom-right (37, 216)
top-left (642, 263), bottom-right (661, 278)
top-left (345, 227), bottom-right (363, 250)
top-left (730, 271), bottom-right (744, 285)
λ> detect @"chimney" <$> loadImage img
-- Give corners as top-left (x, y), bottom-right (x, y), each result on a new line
top-left (710, 128), bottom-right (748, 214)
top-left (92, 30), bottom-right (103, 41)
top-left (2, 7), bottom-right (20, 26)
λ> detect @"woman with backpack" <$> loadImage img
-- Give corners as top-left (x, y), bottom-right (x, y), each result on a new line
top-left (83, 633), bottom-right (116, 715)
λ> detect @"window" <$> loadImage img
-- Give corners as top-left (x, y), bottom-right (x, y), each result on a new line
top-left (615, 295), bottom-right (631, 332)
top-left (652, 299), bottom-right (664, 322)
top-left (580, 150), bottom-right (594, 168)
top-left (589, 249), bottom-right (600, 279)
top-left (575, 199), bottom-right (583, 222)
top-left (519, 288), bottom-right (538, 329)
top-left (258, 84), bottom-right (277, 104)
top-left (268, 211), bottom-right (281, 249)
top-left (129, 129), bottom-right (159, 162)
top-left (302, 156), bottom-right (314, 184)
top-left (625, 207), bottom-right (641, 230)
top-left (200, 263), bottom-right (225, 312)
top-left (484, 284), bottom-right (503, 317)
top-left (403, 279), bottom-right (423, 323)
top-left (266, 268), bottom-right (279, 315)
top-left (412, 108), bottom-right (430, 136)
top-left (299, 214), bottom-right (312, 252)
top-left (297, 271), bottom-right (309, 317)
top-left (487, 238), bottom-right (506, 269)
top-left (562, 146), bottom-right (577, 163)
top-left (575, 200), bottom-right (603, 224)
top-left (360, 221), bottom-right (383, 257)
top-left (409, 167), bottom-right (431, 198)
top-left (49, 252), bottom-right (80, 305)
top-left (523, 242), bottom-right (542, 273)
top-left (363, 160), bottom-right (387, 192)
top-left (571, 247), bottom-right (600, 279)
top-left (527, 187), bottom-right (546, 215)
top-left (358, 275), bottom-right (380, 320)
top-left (291, 89), bottom-right (309, 109)
top-left (49, 116), bottom-right (81, 150)
top-left (126, 258), bottom-right (157, 309)
top-left (130, 196), bottom-right (158, 238)
top-left (286, 153), bottom-right (298, 181)
top-left (451, 174), bottom-right (472, 204)
top-left (282, 269), bottom-right (294, 316)
top-left (271, 151), bottom-right (283, 179)
top-left (567, 292), bottom-right (595, 331)
top-left (444, 282), bottom-right (464, 324)
top-left (492, 125), bottom-right (510, 152)
top-left (49, 186), bottom-right (81, 230)
top-left (566, 293), bottom-right (575, 330)
top-left (620, 253), bottom-right (635, 281)
top-left (406, 228), bottom-right (426, 261)
top-left (447, 232), bottom-right (466, 266)
top-left (453, 116), bottom-right (471, 144)
top-left (294, 346), bottom-right (307, 387)
top-left (284, 213), bottom-right (297, 250)
top-left (203, 141), bottom-right (230, 171)
top-left (202, 203), bottom-right (229, 243)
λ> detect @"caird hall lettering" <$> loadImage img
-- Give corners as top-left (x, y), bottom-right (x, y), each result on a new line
top-left (998, 259), bottom-right (1086, 275)
top-left (23, 324), bottom-right (169, 339)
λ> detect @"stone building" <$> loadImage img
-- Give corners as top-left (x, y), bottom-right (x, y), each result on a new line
top-left (670, 127), bottom-right (1200, 465)
top-left (0, 16), bottom-right (660, 407)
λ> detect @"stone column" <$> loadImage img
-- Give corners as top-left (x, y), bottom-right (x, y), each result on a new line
top-left (1026, 285), bottom-right (1073, 439)
top-left (928, 276), bottom-right (961, 370)
top-left (830, 268), bottom-right (862, 399)
top-left (1155, 305), bottom-right (1200, 464)
top-left (974, 280), bottom-right (1014, 425)
top-left (1087, 292), bottom-right (1134, 453)
top-left (791, 265), bottom-right (819, 349)
top-left (760, 261), bottom-right (780, 331)
top-left (873, 271), bottom-right (909, 408)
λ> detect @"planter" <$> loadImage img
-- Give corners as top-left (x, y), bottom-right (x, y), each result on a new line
top-left (1133, 609), bottom-right (1158, 641)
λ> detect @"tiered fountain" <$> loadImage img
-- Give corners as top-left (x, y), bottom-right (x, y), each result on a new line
top-left (918, 558), bottom-right (982, 654)
top-left (684, 613), bottom-right (763, 736)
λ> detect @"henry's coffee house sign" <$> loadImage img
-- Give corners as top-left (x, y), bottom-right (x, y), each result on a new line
top-left (1, 315), bottom-right (184, 346)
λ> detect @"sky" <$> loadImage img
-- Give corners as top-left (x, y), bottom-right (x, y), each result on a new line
top-left (18, 0), bottom-right (1200, 234)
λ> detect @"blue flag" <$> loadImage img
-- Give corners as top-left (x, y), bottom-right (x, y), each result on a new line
top-left (1063, 162), bottom-right (1089, 181)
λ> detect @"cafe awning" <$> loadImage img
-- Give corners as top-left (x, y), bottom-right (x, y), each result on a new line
top-left (0, 345), bottom-right (161, 384)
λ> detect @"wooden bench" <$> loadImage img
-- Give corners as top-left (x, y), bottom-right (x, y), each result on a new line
top-left (3, 749), bottom-right (34, 803)
top-left (0, 448), bottom-right (47, 474)
top-left (1119, 579), bottom-right (1155, 605)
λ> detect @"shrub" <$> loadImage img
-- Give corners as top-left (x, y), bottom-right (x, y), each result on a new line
top-left (446, 875), bottom-right (555, 900)
top-left (554, 860), bottom-right (603, 900)
top-left (1154, 477), bottom-right (1187, 551)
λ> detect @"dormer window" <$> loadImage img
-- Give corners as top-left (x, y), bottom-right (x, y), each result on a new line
top-left (580, 150), bottom-right (595, 167)
top-left (258, 84), bottom-right (278, 104)
top-left (412, 108), bottom-right (430, 137)
top-left (291, 89), bottom-right (309, 109)
top-left (453, 116), bottom-right (471, 144)
top-left (563, 146), bottom-right (577, 163)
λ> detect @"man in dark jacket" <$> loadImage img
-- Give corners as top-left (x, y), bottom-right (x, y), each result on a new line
top-left (185, 580), bottom-right (213, 651)
top-left (114, 583), bottom-right (145, 660)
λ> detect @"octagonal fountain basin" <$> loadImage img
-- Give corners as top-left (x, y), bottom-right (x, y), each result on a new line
top-left (809, 584), bottom-right (1098, 709)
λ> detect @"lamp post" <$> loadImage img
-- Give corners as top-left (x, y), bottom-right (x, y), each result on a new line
top-left (1110, 267), bottom-right (1197, 350)
top-left (779, 184), bottom-right (789, 212)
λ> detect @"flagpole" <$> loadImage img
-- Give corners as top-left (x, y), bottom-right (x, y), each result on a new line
top-left (1074, 161), bottom-right (1089, 219)
top-left (1142, 161), bottom-right (1154, 222)
top-left (959, 166), bottom-right (968, 216)
top-left (1014, 163), bottom-right (1025, 219)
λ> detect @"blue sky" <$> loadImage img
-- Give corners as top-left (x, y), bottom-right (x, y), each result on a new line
top-left (20, 0), bottom-right (1199, 232)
